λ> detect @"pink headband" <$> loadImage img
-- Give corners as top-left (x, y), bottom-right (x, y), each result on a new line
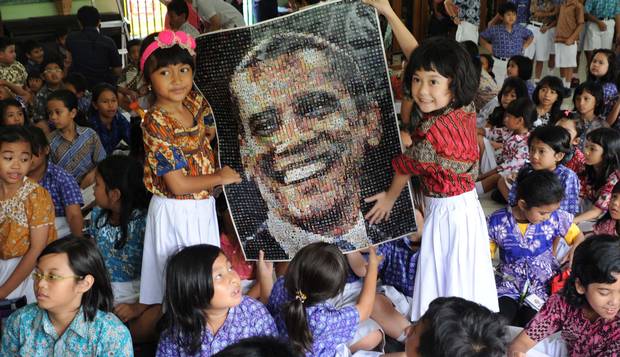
top-left (140, 30), bottom-right (197, 71)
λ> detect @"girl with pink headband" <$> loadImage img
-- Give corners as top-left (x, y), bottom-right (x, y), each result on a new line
top-left (136, 30), bottom-right (242, 337)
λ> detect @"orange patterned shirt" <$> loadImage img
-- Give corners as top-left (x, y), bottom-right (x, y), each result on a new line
top-left (0, 179), bottom-right (56, 260)
top-left (142, 90), bottom-right (217, 200)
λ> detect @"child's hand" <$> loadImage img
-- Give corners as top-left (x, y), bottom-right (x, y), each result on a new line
top-left (362, 0), bottom-right (394, 16)
top-left (257, 250), bottom-right (274, 279)
top-left (366, 246), bottom-right (383, 271)
top-left (399, 130), bottom-right (413, 148)
top-left (565, 38), bottom-right (575, 46)
top-left (114, 303), bottom-right (144, 323)
top-left (365, 192), bottom-right (397, 225)
top-left (597, 20), bottom-right (607, 32)
top-left (217, 166), bottom-right (242, 185)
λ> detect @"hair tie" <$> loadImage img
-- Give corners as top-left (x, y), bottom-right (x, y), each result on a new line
top-left (140, 30), bottom-right (197, 72)
top-left (563, 109), bottom-right (572, 117)
top-left (295, 290), bottom-right (307, 304)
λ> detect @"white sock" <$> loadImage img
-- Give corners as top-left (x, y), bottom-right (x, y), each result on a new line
top-left (475, 181), bottom-right (485, 195)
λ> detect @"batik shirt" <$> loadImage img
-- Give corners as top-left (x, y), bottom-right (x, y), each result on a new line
top-left (0, 61), bottom-right (27, 86)
top-left (508, 164), bottom-right (580, 214)
top-left (564, 147), bottom-right (585, 175)
top-left (38, 161), bottom-right (83, 217)
top-left (580, 169), bottom-right (620, 211)
top-left (480, 24), bottom-right (533, 59)
top-left (498, 132), bottom-right (530, 175)
top-left (593, 218), bottom-right (618, 236)
top-left (584, 0), bottom-right (620, 19)
top-left (579, 114), bottom-right (609, 152)
top-left (157, 296), bottom-right (277, 356)
top-left (510, 0), bottom-right (532, 24)
top-left (0, 178), bottom-right (56, 260)
top-left (49, 125), bottom-right (107, 183)
top-left (89, 112), bottom-right (131, 155)
top-left (525, 294), bottom-right (620, 356)
top-left (600, 82), bottom-right (619, 121)
top-left (142, 90), bottom-right (216, 200)
top-left (392, 107), bottom-right (479, 197)
top-left (1, 304), bottom-right (133, 356)
top-left (31, 84), bottom-right (61, 124)
top-left (267, 277), bottom-right (359, 357)
top-left (89, 207), bottom-right (146, 283)
top-left (377, 238), bottom-right (419, 296)
top-left (533, 111), bottom-right (552, 128)
top-left (455, 0), bottom-right (481, 25)
top-left (488, 207), bottom-right (575, 301)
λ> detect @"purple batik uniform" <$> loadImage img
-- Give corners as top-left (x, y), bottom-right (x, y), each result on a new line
top-left (488, 208), bottom-right (573, 302)
top-left (508, 164), bottom-right (581, 214)
top-left (156, 296), bottom-right (277, 356)
top-left (377, 238), bottom-right (419, 296)
top-left (267, 277), bottom-right (360, 357)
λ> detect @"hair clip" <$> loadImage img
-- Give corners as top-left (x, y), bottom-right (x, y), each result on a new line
top-left (295, 290), bottom-right (307, 304)
top-left (563, 109), bottom-right (572, 117)
top-left (140, 30), bottom-right (197, 71)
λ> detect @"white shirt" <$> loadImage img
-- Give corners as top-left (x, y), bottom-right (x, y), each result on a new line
top-left (179, 21), bottom-right (201, 38)
top-left (192, 0), bottom-right (245, 29)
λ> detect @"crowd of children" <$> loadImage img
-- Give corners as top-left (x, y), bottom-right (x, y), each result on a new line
top-left (0, 0), bottom-right (618, 356)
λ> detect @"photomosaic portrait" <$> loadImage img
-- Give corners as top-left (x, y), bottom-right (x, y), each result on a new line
top-left (194, 0), bottom-right (417, 261)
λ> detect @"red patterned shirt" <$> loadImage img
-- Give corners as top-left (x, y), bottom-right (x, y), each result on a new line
top-left (525, 294), bottom-right (620, 356)
top-left (392, 107), bottom-right (478, 197)
top-left (565, 147), bottom-right (585, 176)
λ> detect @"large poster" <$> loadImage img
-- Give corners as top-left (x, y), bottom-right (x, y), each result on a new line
top-left (194, 0), bottom-right (417, 261)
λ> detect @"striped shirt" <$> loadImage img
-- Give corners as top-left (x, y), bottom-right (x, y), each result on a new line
top-left (49, 125), bottom-right (106, 183)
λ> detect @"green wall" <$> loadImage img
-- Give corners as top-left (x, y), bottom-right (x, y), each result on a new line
top-left (1, 0), bottom-right (118, 20)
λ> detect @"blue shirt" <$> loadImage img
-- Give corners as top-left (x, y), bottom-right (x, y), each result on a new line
top-left (488, 208), bottom-right (572, 301)
top-left (157, 296), bottom-right (277, 356)
top-left (584, 0), bottom-right (620, 19)
top-left (456, 0), bottom-right (481, 25)
top-left (38, 161), bottom-right (83, 217)
top-left (377, 238), bottom-right (419, 297)
top-left (89, 112), bottom-right (131, 155)
top-left (480, 24), bottom-right (533, 59)
top-left (509, 0), bottom-right (531, 24)
top-left (508, 164), bottom-right (581, 214)
top-left (267, 277), bottom-right (359, 357)
top-left (49, 125), bottom-right (107, 183)
top-left (1, 303), bottom-right (133, 356)
top-left (89, 206), bottom-right (146, 283)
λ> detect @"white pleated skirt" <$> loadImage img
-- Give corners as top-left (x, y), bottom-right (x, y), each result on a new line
top-left (411, 189), bottom-right (499, 321)
top-left (139, 195), bottom-right (219, 304)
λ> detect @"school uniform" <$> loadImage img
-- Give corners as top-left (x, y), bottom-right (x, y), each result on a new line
top-left (480, 24), bottom-right (534, 84)
top-left (554, 0), bottom-right (585, 68)
top-left (453, 0), bottom-right (480, 43)
top-left (525, 0), bottom-right (558, 63)
top-left (377, 238), bottom-right (419, 317)
top-left (583, 0), bottom-right (620, 51)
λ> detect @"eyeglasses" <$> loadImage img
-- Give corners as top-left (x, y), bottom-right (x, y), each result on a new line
top-left (44, 68), bottom-right (62, 73)
top-left (32, 272), bottom-right (83, 282)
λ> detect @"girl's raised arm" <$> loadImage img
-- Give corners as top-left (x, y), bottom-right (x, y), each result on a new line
top-left (354, 246), bottom-right (381, 321)
top-left (363, 0), bottom-right (418, 60)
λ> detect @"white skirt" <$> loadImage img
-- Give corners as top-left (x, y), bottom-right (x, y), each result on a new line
top-left (0, 257), bottom-right (35, 303)
top-left (455, 21), bottom-right (479, 44)
top-left (411, 189), bottom-right (499, 321)
top-left (139, 195), bottom-right (220, 304)
top-left (554, 43), bottom-right (578, 68)
top-left (112, 280), bottom-right (141, 305)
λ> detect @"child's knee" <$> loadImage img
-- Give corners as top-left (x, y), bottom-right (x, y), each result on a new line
top-left (349, 329), bottom-right (383, 352)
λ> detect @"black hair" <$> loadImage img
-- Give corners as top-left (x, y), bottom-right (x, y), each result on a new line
top-left (38, 236), bottom-right (114, 321)
top-left (499, 2), bottom-right (518, 16)
top-left (506, 97), bottom-right (536, 130)
top-left (555, 110), bottom-right (584, 139)
top-left (404, 36), bottom-right (479, 109)
top-left (573, 80), bottom-right (605, 116)
top-left (584, 128), bottom-right (620, 191)
top-left (167, 0), bottom-right (190, 18)
top-left (515, 169), bottom-right (564, 207)
top-left (284, 242), bottom-right (349, 354)
top-left (561, 234), bottom-right (620, 308)
top-left (27, 69), bottom-right (42, 82)
top-left (54, 27), bottom-right (69, 39)
top-left (480, 54), bottom-right (495, 78)
top-left (488, 77), bottom-right (529, 128)
top-left (588, 49), bottom-right (617, 84)
top-left (0, 37), bottom-right (14, 52)
top-left (28, 125), bottom-right (49, 156)
top-left (64, 72), bottom-right (88, 94)
top-left (508, 55), bottom-right (533, 81)
top-left (23, 40), bottom-right (43, 55)
top-left (596, 182), bottom-right (620, 226)
top-left (77, 6), bottom-right (101, 28)
top-left (127, 38), bottom-right (142, 50)
top-left (95, 155), bottom-right (151, 249)
top-left (0, 125), bottom-right (33, 153)
top-left (159, 244), bottom-right (223, 355)
top-left (212, 337), bottom-right (298, 357)
top-left (139, 32), bottom-right (195, 84)
top-left (47, 89), bottom-right (78, 112)
top-left (0, 98), bottom-right (28, 126)
top-left (461, 40), bottom-right (482, 77)
top-left (533, 76), bottom-right (567, 123)
top-left (528, 125), bottom-right (571, 164)
top-left (417, 297), bottom-right (507, 357)
top-left (42, 56), bottom-right (64, 71)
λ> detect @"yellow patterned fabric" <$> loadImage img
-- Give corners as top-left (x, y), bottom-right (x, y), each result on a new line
top-left (0, 179), bottom-right (56, 259)
top-left (142, 90), bottom-right (216, 200)
top-left (0, 62), bottom-right (27, 87)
